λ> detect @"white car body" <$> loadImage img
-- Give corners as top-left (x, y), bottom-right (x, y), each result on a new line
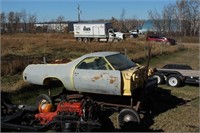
top-left (23, 52), bottom-right (147, 96)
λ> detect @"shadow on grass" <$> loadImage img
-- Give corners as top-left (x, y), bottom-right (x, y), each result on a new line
top-left (113, 87), bottom-right (186, 132)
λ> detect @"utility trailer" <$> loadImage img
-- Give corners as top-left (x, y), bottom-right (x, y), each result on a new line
top-left (152, 64), bottom-right (200, 87)
top-left (73, 22), bottom-right (125, 42)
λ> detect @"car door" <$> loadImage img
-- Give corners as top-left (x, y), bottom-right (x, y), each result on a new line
top-left (73, 57), bottom-right (121, 95)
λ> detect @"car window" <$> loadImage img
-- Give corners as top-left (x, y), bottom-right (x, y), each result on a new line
top-left (106, 54), bottom-right (136, 70)
top-left (76, 57), bottom-right (112, 70)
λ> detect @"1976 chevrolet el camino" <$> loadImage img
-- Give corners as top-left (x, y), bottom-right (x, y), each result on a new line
top-left (23, 52), bottom-right (154, 96)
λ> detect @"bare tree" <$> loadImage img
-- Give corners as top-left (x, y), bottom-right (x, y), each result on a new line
top-left (124, 15), bottom-right (139, 31)
top-left (119, 9), bottom-right (128, 32)
top-left (148, 9), bottom-right (163, 32)
top-left (0, 12), bottom-right (7, 33)
top-left (28, 13), bottom-right (37, 33)
top-left (148, 0), bottom-right (200, 36)
top-left (56, 15), bottom-right (65, 32)
top-left (14, 12), bottom-right (23, 32)
top-left (109, 17), bottom-right (119, 30)
top-left (7, 11), bottom-right (16, 33)
top-left (173, 0), bottom-right (187, 35)
top-left (162, 3), bottom-right (176, 33)
top-left (186, 0), bottom-right (200, 36)
top-left (21, 9), bottom-right (27, 32)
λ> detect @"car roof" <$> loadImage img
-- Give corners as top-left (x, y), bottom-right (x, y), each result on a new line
top-left (82, 51), bottom-right (120, 58)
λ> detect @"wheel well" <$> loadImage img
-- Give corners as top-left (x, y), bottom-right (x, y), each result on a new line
top-left (43, 78), bottom-right (64, 87)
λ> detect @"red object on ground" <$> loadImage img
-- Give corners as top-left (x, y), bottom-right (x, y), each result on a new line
top-left (35, 102), bottom-right (83, 124)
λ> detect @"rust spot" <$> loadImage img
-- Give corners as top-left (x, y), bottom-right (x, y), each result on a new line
top-left (109, 76), bottom-right (117, 84)
top-left (91, 75), bottom-right (102, 82)
top-left (94, 76), bottom-right (101, 80)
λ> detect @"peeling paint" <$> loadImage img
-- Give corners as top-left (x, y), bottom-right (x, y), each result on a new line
top-left (91, 74), bottom-right (103, 82)
top-left (109, 76), bottom-right (117, 84)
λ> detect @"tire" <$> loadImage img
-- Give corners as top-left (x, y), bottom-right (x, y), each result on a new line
top-left (153, 72), bottom-right (165, 84)
top-left (77, 38), bottom-right (82, 42)
top-left (112, 38), bottom-right (119, 43)
top-left (166, 74), bottom-right (182, 87)
top-left (83, 38), bottom-right (89, 43)
top-left (36, 94), bottom-right (53, 107)
top-left (166, 41), bottom-right (170, 45)
top-left (130, 34), bottom-right (134, 38)
top-left (118, 108), bottom-right (140, 126)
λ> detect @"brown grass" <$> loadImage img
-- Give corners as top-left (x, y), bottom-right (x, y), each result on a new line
top-left (1, 79), bottom-right (29, 92)
top-left (1, 33), bottom-right (185, 76)
top-left (1, 33), bottom-right (181, 57)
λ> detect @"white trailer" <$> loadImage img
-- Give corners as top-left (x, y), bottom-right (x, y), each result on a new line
top-left (73, 22), bottom-right (125, 42)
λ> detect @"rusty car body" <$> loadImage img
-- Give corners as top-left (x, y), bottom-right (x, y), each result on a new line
top-left (23, 52), bottom-right (149, 96)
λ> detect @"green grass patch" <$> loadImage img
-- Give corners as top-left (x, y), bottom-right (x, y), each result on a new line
top-left (140, 47), bottom-right (199, 69)
top-left (2, 85), bottom-right (64, 105)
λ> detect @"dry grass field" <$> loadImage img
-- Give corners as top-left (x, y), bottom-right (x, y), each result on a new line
top-left (1, 33), bottom-right (199, 132)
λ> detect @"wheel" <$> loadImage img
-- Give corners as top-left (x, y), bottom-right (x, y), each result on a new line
top-left (166, 41), bottom-right (170, 45)
top-left (130, 34), bottom-right (134, 38)
top-left (83, 38), bottom-right (89, 43)
top-left (118, 108), bottom-right (140, 126)
top-left (77, 38), bottom-right (82, 42)
top-left (153, 72), bottom-right (165, 84)
top-left (166, 74), bottom-right (182, 87)
top-left (112, 38), bottom-right (119, 42)
top-left (36, 94), bottom-right (53, 107)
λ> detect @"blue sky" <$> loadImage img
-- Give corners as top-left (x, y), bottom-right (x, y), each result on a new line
top-left (1, 0), bottom-right (176, 22)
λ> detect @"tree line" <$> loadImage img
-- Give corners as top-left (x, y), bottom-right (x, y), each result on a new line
top-left (1, 9), bottom-right (37, 33)
top-left (0, 9), bottom-right (143, 34)
top-left (148, 0), bottom-right (200, 36)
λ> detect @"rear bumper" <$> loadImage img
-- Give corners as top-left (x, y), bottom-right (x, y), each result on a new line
top-left (185, 77), bottom-right (200, 84)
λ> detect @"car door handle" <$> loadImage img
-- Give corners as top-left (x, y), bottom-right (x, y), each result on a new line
top-left (74, 72), bottom-right (79, 76)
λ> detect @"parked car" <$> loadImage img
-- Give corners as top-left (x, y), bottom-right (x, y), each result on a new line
top-left (152, 64), bottom-right (200, 87)
top-left (146, 35), bottom-right (176, 45)
top-left (130, 33), bottom-right (139, 38)
top-left (23, 51), bottom-right (157, 96)
top-left (129, 29), bottom-right (145, 35)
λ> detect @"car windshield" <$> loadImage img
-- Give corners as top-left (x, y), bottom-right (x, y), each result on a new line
top-left (106, 54), bottom-right (136, 70)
